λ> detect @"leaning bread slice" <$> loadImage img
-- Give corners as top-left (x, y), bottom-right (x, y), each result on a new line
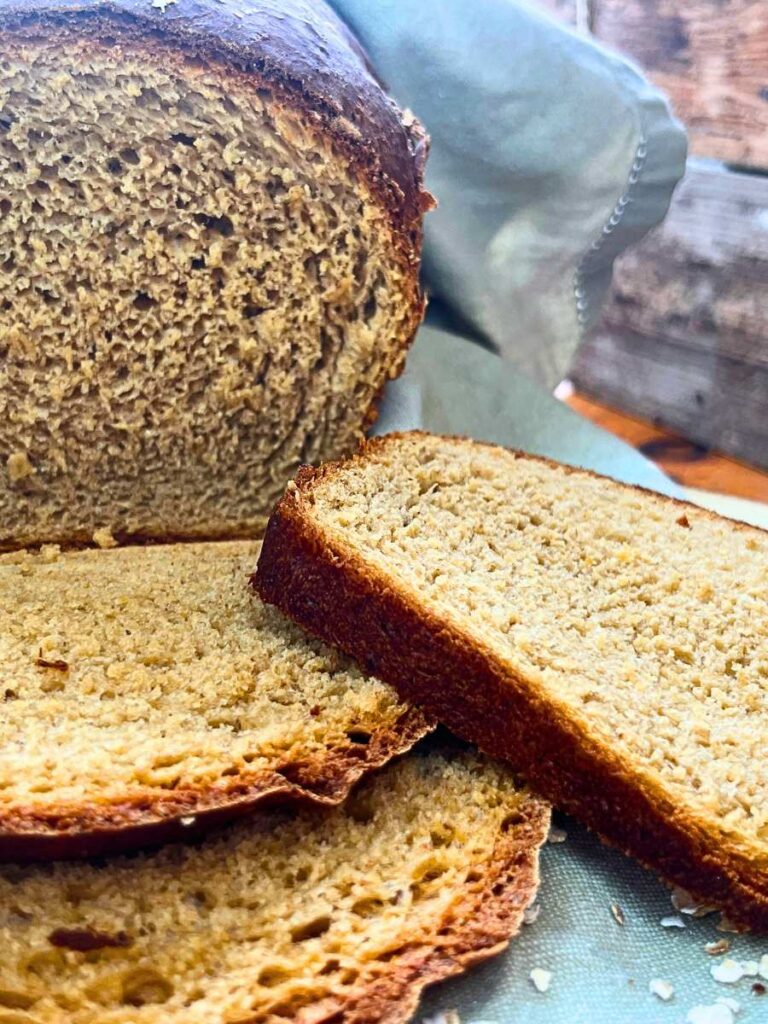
top-left (255, 431), bottom-right (768, 929)
top-left (0, 746), bottom-right (548, 1024)
top-left (0, 540), bottom-right (429, 857)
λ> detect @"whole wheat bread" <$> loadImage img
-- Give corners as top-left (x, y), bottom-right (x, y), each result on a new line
top-left (0, 540), bottom-right (429, 857)
top-left (0, 745), bottom-right (548, 1024)
top-left (0, 0), bottom-right (430, 551)
top-left (255, 431), bottom-right (768, 929)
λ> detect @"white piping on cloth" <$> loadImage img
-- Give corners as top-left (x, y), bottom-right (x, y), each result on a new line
top-left (573, 134), bottom-right (649, 333)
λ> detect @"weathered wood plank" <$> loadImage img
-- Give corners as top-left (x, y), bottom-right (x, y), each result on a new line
top-left (603, 163), bottom-right (768, 367)
top-left (570, 162), bottom-right (768, 468)
top-left (570, 326), bottom-right (768, 468)
top-left (591, 0), bottom-right (768, 167)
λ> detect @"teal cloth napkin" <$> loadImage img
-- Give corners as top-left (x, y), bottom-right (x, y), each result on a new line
top-left (329, 0), bottom-right (687, 387)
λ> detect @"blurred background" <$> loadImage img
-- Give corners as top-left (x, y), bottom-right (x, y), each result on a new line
top-left (541, 0), bottom-right (767, 505)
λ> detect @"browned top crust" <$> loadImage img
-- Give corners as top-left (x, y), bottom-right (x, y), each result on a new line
top-left (0, 0), bottom-right (432, 243)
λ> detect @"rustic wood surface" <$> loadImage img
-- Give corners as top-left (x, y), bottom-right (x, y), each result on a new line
top-left (566, 391), bottom-right (768, 503)
top-left (599, 165), bottom-right (768, 365)
top-left (592, 0), bottom-right (768, 168)
top-left (571, 324), bottom-right (768, 470)
top-left (570, 163), bottom-right (768, 469)
top-left (538, 0), bottom-right (768, 167)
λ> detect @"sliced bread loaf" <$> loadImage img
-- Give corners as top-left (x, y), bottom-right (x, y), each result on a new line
top-left (0, 746), bottom-right (548, 1024)
top-left (0, 540), bottom-right (429, 857)
top-left (255, 431), bottom-right (768, 929)
top-left (0, 0), bottom-right (431, 550)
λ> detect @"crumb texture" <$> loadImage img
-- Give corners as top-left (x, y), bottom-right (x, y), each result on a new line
top-left (304, 434), bottom-right (768, 852)
top-left (0, 749), bottom-right (547, 1023)
top-left (0, 31), bottom-right (418, 548)
top-left (0, 541), bottom-right (426, 837)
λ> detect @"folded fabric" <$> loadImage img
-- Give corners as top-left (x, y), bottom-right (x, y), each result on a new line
top-left (329, 0), bottom-right (687, 387)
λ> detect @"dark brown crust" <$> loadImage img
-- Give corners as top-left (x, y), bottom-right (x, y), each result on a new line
top-left (0, 0), bottom-right (432, 238)
top-left (0, 706), bottom-right (431, 860)
top-left (254, 431), bottom-right (768, 931)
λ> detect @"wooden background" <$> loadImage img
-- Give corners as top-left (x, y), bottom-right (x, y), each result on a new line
top-left (540, 0), bottom-right (768, 470)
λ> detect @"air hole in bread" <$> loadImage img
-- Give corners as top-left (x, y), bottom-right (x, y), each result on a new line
top-left (346, 730), bottom-right (371, 746)
top-left (120, 968), bottom-right (173, 1006)
top-left (429, 824), bottom-right (455, 847)
top-left (0, 991), bottom-right (35, 1011)
top-left (193, 212), bottom-right (235, 237)
top-left (501, 811), bottom-right (525, 831)
top-left (133, 292), bottom-right (155, 310)
top-left (257, 965), bottom-right (291, 988)
top-left (362, 292), bottom-right (377, 322)
top-left (350, 897), bottom-right (384, 918)
top-left (289, 914), bottom-right (331, 942)
top-left (243, 303), bottom-right (267, 319)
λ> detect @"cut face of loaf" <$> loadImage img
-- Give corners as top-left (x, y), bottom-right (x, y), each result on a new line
top-left (0, 747), bottom-right (549, 1024)
top-left (0, 541), bottom-right (429, 856)
top-left (0, 0), bottom-right (429, 549)
top-left (255, 431), bottom-right (768, 929)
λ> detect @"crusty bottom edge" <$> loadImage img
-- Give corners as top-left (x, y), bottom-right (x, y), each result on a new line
top-left (0, 708), bottom-right (431, 861)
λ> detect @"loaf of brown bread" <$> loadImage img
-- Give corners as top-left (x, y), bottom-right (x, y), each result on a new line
top-left (0, 746), bottom-right (549, 1024)
top-left (255, 431), bottom-right (768, 930)
top-left (0, 540), bottom-right (429, 858)
top-left (0, 0), bottom-right (430, 550)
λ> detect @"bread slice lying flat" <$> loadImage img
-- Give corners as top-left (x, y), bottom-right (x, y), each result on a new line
top-left (255, 431), bottom-right (768, 929)
top-left (0, 541), bottom-right (429, 858)
top-left (0, 745), bottom-right (548, 1024)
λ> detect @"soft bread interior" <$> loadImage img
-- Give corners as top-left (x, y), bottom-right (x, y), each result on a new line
top-left (0, 34), bottom-right (415, 547)
top-left (302, 435), bottom-right (768, 854)
top-left (0, 541), bottom-right (424, 836)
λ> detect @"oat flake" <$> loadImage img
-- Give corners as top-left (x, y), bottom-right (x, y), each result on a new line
top-left (649, 978), bottom-right (674, 1001)
top-left (529, 968), bottom-right (552, 993)
top-left (686, 1004), bottom-right (734, 1024)
top-left (711, 959), bottom-right (744, 984)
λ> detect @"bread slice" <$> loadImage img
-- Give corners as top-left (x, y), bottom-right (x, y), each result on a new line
top-left (0, 540), bottom-right (429, 858)
top-left (0, 745), bottom-right (548, 1024)
top-left (255, 431), bottom-right (768, 929)
top-left (0, 0), bottom-right (431, 551)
